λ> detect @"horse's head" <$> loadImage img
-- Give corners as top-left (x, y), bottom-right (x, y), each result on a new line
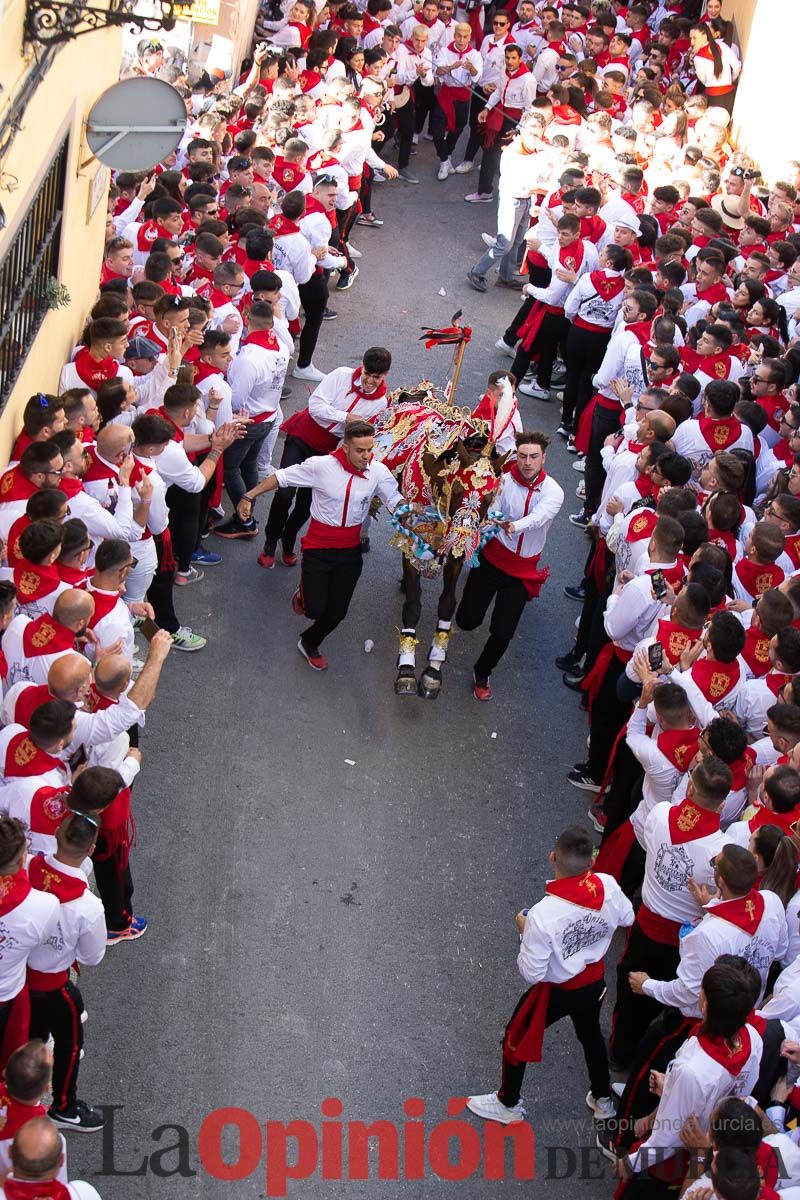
top-left (423, 436), bottom-right (510, 560)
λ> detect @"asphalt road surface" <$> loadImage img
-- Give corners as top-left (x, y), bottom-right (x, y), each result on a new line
top-left (69, 138), bottom-right (619, 1199)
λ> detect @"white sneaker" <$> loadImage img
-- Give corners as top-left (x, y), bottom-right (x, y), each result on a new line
top-left (454, 160), bottom-right (473, 174)
top-left (292, 363), bottom-right (325, 382)
top-left (611, 1081), bottom-right (625, 1097)
top-left (586, 1092), bottom-right (617, 1122)
top-left (466, 1092), bottom-right (526, 1124)
top-left (494, 337), bottom-right (515, 358)
top-left (464, 192), bottom-right (493, 203)
top-left (572, 455), bottom-right (586, 473)
top-left (412, 132), bottom-right (419, 145)
top-left (346, 243), bottom-right (362, 259)
top-left (481, 232), bottom-right (498, 248)
top-left (518, 378), bottom-right (550, 399)
top-left (437, 159), bottom-right (453, 181)
top-left (576, 479), bottom-right (585, 499)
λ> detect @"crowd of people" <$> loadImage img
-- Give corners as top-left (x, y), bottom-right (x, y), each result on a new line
top-left (2, 0), bottom-right (800, 1192)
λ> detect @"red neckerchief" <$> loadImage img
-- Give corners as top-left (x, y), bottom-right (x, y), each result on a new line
top-left (86, 584), bottom-right (121, 627)
top-left (28, 853), bottom-right (87, 902)
top-left (625, 319), bottom-right (652, 347)
top-left (507, 464), bottom-right (546, 490)
top-left (21, 615), bottom-right (75, 658)
top-left (287, 18), bottom-right (311, 45)
top-left (708, 889), bottom-right (765, 933)
top-left (2, 729), bottom-right (67, 780)
top-left (6, 514), bottom-right (29, 565)
top-left (0, 1087), bottom-right (46, 1141)
top-left (656, 618), bottom-right (702, 666)
top-left (709, 528), bottom-right (739, 559)
top-left (546, 38), bottom-right (565, 53)
top-left (749, 802), bottom-right (800, 837)
top-left (728, 747), bottom-right (756, 792)
top-left (446, 39), bottom-right (471, 56)
top-left (756, 1142), bottom-right (780, 1191)
top-left (696, 1024), bottom-right (752, 1076)
top-left (303, 194), bottom-right (338, 229)
top-left (589, 270), bottom-right (624, 300)
top-left (623, 190), bottom-right (646, 215)
top-left (269, 213), bottom-right (301, 237)
top-left (82, 447), bottom-right (119, 483)
top-left (0, 868), bottom-right (32, 917)
top-left (697, 415), bottom-right (742, 450)
top-left (647, 561), bottom-right (684, 589)
top-left (557, 237), bottom-right (584, 274)
top-left (58, 475), bottom-right (83, 500)
top-left (207, 286), bottom-right (234, 310)
top-left (656, 727), bottom-right (701, 771)
top-left (626, 509), bottom-right (658, 542)
top-left (243, 329), bottom-right (280, 352)
top-left (0, 467), bottom-right (39, 504)
top-left (348, 367), bottom-right (386, 405)
top-left (734, 557), bottom-right (784, 598)
top-left (415, 13), bottom-right (438, 26)
top-left (634, 471), bottom-right (656, 498)
top-left (273, 158), bottom-right (307, 193)
top-left (764, 671), bottom-right (792, 697)
top-left (668, 796), bottom-right (721, 845)
top-left (552, 103), bottom-right (581, 126)
top-left (152, 407), bottom-right (184, 443)
top-left (72, 347), bottom-right (119, 388)
top-left (192, 360), bottom-right (223, 385)
top-left (741, 623), bottom-right (772, 677)
top-left (299, 68), bottom-right (324, 93)
top-left (691, 656), bottom-right (741, 703)
top-left (486, 31), bottom-right (512, 50)
top-left (13, 559), bottom-right (61, 603)
top-left (307, 150), bottom-right (340, 172)
top-left (783, 531), bottom-right (800, 571)
top-left (681, 346), bottom-right (732, 379)
top-left (57, 563), bottom-right (90, 588)
top-left (331, 447), bottom-right (369, 478)
top-left (136, 220), bottom-right (174, 251)
top-left (579, 214), bottom-right (607, 244)
top-left (4, 1181), bottom-right (71, 1199)
top-left (544, 871), bottom-right (604, 910)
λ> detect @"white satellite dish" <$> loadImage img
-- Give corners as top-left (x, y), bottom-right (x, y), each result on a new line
top-left (86, 78), bottom-right (187, 171)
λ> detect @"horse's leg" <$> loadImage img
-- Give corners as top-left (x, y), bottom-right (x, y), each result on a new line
top-left (395, 557), bottom-right (421, 696)
top-left (418, 556), bottom-right (464, 699)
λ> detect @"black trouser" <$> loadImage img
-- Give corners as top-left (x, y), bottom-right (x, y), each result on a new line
top-left (431, 96), bottom-right (470, 161)
top-left (477, 138), bottom-right (502, 197)
top-left (498, 979), bottom-right (610, 1106)
top-left (510, 311), bottom-right (568, 390)
top-left (455, 556), bottom-right (529, 679)
top-left (166, 476), bottom-right (213, 572)
top-left (573, 540), bottom-right (613, 667)
top-left (334, 206), bottom-right (357, 272)
top-left (587, 655), bottom-right (630, 782)
top-left (222, 422), bottom-right (269, 511)
top-left (413, 80), bottom-right (436, 134)
top-left (602, 747), bottom-right (645, 838)
top-left (562, 325), bottom-right (612, 429)
top-left (615, 1008), bottom-right (695, 1151)
top-left (298, 272), bottom-right (329, 368)
top-left (146, 533), bottom-right (179, 635)
top-left (30, 980), bottom-right (84, 1112)
top-left (610, 923), bottom-right (680, 1068)
top-left (753, 1018), bottom-right (788, 1108)
top-left (93, 841), bottom-right (134, 933)
top-left (360, 164), bottom-right (373, 216)
top-left (463, 89), bottom-right (489, 163)
top-left (264, 436), bottom-right (315, 554)
top-left (585, 404), bottom-right (622, 517)
top-left (300, 546), bottom-right (363, 649)
top-left (395, 97), bottom-right (416, 169)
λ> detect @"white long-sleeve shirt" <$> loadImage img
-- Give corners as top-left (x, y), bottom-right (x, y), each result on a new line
top-left (433, 41), bottom-right (482, 88)
top-left (394, 41), bottom-right (434, 86)
top-left (526, 237), bottom-right (598, 309)
top-left (307, 367), bottom-right (389, 439)
top-left (490, 471), bottom-right (564, 557)
top-left (27, 854), bottom-right (107, 974)
top-left (228, 338), bottom-right (291, 421)
top-left (604, 563), bottom-right (674, 650)
top-left (643, 889), bottom-right (787, 1017)
top-left (641, 800), bottom-right (726, 927)
top-left (626, 706), bottom-right (697, 840)
top-left (517, 873), bottom-right (634, 985)
top-left (564, 269), bottom-right (625, 329)
top-left (485, 67), bottom-right (537, 112)
top-left (271, 231), bottom-right (315, 286)
top-left (0, 883), bottom-right (59, 1001)
top-left (628, 1028), bottom-right (762, 1175)
top-left (274, 453), bottom-right (402, 528)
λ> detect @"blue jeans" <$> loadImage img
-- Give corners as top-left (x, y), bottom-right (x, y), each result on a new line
top-left (471, 194), bottom-right (529, 281)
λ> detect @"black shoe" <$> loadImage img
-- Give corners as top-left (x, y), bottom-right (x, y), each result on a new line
top-left (50, 1100), bottom-right (106, 1132)
top-left (566, 767), bottom-right (600, 793)
top-left (556, 648), bottom-right (583, 671)
top-left (595, 1128), bottom-right (619, 1164)
top-left (212, 516), bottom-right (258, 539)
top-left (563, 584), bottom-right (585, 602)
top-left (568, 511), bottom-right (591, 530)
top-left (562, 670), bottom-right (585, 691)
top-left (360, 537), bottom-right (370, 553)
top-left (322, 307), bottom-right (338, 320)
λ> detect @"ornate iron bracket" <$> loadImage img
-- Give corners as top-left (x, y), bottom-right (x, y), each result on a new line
top-left (24, 0), bottom-right (186, 45)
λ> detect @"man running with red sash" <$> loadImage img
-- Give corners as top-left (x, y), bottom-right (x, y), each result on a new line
top-left (258, 348), bottom-right (391, 567)
top-left (456, 431), bottom-right (563, 700)
top-left (466, 826), bottom-right (633, 1125)
top-left (238, 420), bottom-right (402, 670)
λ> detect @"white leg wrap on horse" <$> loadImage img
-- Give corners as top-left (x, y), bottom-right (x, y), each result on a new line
top-left (398, 630), bottom-right (418, 669)
top-left (429, 621), bottom-right (452, 665)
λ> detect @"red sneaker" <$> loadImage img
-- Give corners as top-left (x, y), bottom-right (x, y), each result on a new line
top-left (297, 639), bottom-right (328, 670)
top-left (281, 547), bottom-right (298, 567)
top-left (472, 674), bottom-right (493, 701)
top-left (258, 553), bottom-right (275, 569)
top-left (291, 588), bottom-right (305, 616)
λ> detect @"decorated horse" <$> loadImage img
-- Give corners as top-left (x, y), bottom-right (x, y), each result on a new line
top-left (372, 316), bottom-right (513, 698)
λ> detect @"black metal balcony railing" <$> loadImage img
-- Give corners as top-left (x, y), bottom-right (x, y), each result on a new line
top-left (0, 136), bottom-right (69, 414)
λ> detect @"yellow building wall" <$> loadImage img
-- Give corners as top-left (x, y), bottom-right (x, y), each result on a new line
top-left (0, 1), bottom-right (123, 463)
top-left (724, 0), bottom-right (798, 184)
